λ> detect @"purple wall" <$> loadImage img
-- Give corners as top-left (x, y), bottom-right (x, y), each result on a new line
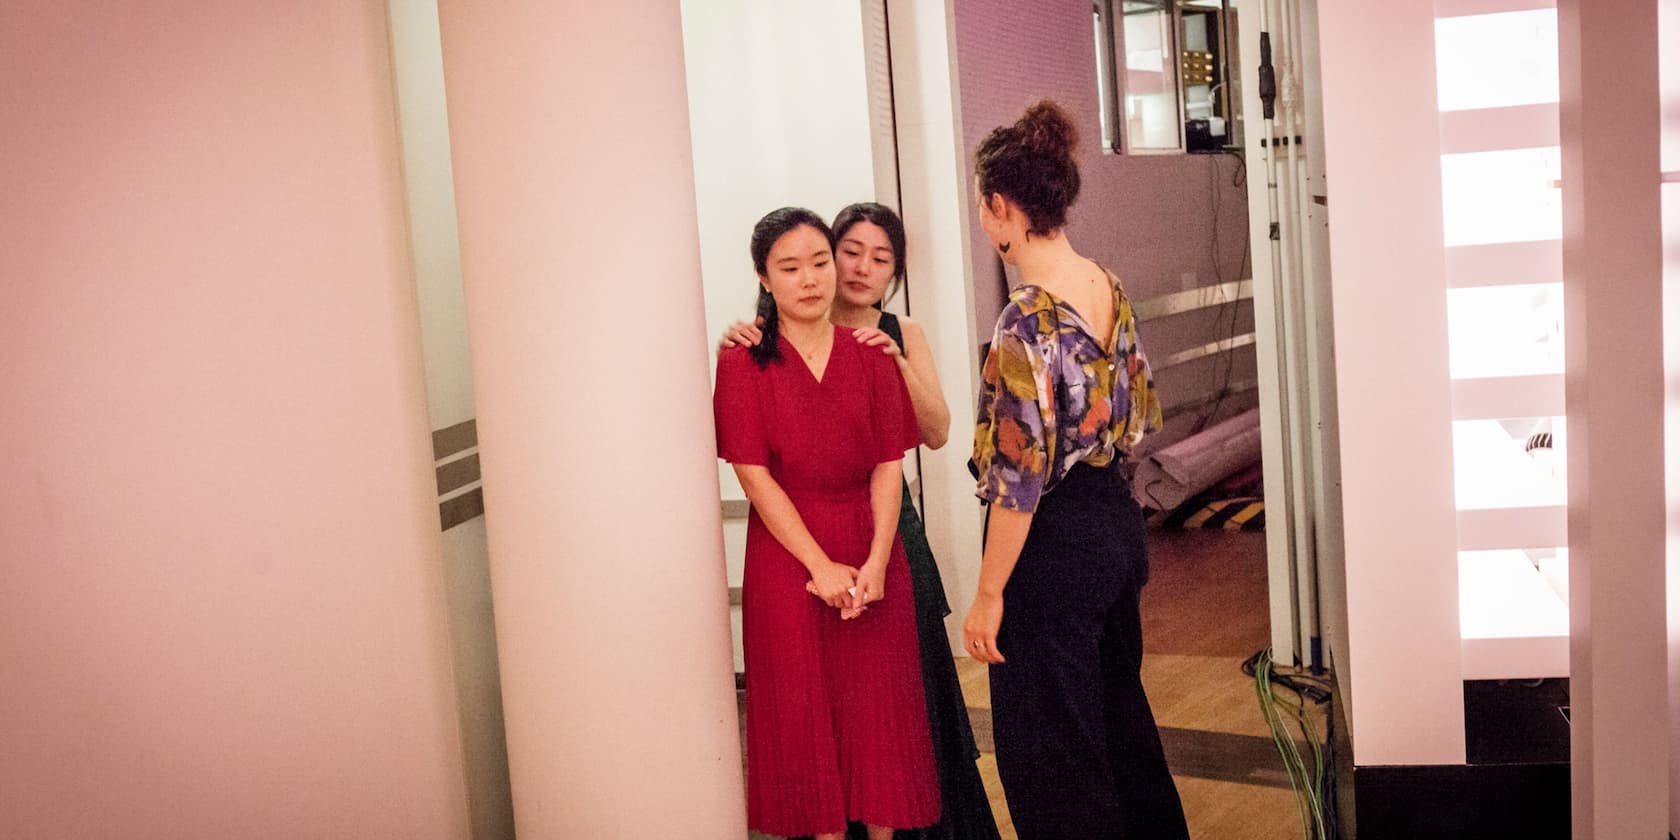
top-left (952, 0), bottom-right (1258, 451)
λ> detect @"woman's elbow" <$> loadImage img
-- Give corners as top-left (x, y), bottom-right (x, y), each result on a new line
top-left (921, 418), bottom-right (952, 450)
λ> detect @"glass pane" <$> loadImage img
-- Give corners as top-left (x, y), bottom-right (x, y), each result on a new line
top-left (1121, 1), bottom-right (1180, 150)
top-left (1180, 9), bottom-right (1213, 120)
top-left (1440, 146), bottom-right (1562, 246)
top-left (1447, 282), bottom-right (1563, 379)
top-left (1452, 416), bottom-right (1566, 510)
top-left (1435, 10), bottom-right (1559, 113)
top-left (1096, 8), bottom-right (1113, 150)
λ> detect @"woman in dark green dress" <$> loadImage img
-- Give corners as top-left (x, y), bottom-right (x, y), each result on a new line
top-left (723, 203), bottom-right (1001, 840)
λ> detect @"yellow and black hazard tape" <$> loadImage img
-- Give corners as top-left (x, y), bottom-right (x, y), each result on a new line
top-left (1162, 495), bottom-right (1265, 531)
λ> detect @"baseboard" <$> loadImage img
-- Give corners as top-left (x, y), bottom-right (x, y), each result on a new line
top-left (1464, 678), bottom-right (1569, 765)
top-left (1352, 762), bottom-right (1569, 839)
top-left (1349, 678), bottom-right (1572, 838)
top-left (1330, 685), bottom-right (1355, 839)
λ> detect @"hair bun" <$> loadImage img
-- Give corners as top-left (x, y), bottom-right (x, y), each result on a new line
top-left (973, 100), bottom-right (1083, 235)
top-left (1018, 100), bottom-right (1077, 160)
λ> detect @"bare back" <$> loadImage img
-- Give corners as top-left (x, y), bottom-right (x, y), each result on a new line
top-left (1039, 257), bottom-right (1118, 352)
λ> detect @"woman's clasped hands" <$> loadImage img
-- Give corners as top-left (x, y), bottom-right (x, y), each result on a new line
top-left (804, 554), bottom-right (887, 620)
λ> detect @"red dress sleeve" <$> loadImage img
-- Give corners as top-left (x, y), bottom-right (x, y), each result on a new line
top-left (868, 348), bottom-right (922, 463)
top-left (714, 347), bottom-right (769, 465)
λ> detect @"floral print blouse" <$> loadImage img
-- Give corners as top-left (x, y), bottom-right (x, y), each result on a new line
top-left (972, 273), bottom-right (1163, 512)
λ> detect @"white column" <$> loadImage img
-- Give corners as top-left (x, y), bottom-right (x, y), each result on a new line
top-left (1558, 1), bottom-right (1670, 836)
top-left (1314, 2), bottom-right (1466, 765)
top-left (434, 4), bottom-right (746, 838)
top-left (888, 0), bottom-right (987, 654)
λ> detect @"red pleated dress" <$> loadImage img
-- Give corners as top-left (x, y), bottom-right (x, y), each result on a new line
top-left (714, 326), bottom-right (942, 837)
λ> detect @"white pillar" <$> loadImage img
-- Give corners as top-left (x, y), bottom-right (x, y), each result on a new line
top-left (887, 0), bottom-right (986, 654)
top-left (1558, 1), bottom-right (1670, 836)
top-left (1314, 0), bottom-right (1466, 765)
top-left (435, 4), bottom-right (746, 838)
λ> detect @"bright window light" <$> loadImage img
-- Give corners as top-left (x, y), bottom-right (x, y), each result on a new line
top-left (1452, 416), bottom-right (1566, 510)
top-left (1459, 549), bottom-right (1568, 640)
top-left (1446, 282), bottom-right (1563, 379)
top-left (1435, 9), bottom-right (1558, 112)
top-left (1534, 547), bottom-right (1567, 602)
top-left (1441, 147), bottom-right (1562, 246)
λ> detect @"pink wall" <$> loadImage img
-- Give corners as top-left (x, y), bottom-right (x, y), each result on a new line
top-left (0, 3), bottom-right (471, 837)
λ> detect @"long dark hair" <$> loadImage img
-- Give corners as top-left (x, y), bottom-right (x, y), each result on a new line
top-left (974, 100), bottom-right (1081, 236)
top-left (831, 202), bottom-right (907, 309)
top-left (748, 207), bottom-right (835, 368)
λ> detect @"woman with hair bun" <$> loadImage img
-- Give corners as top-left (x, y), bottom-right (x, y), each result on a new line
top-left (962, 101), bottom-right (1189, 839)
top-left (714, 207), bottom-right (941, 840)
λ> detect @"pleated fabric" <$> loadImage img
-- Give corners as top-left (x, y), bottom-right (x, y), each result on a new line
top-left (743, 494), bottom-right (941, 836)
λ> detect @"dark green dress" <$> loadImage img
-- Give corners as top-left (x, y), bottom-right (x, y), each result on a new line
top-left (801, 313), bottom-right (1000, 840)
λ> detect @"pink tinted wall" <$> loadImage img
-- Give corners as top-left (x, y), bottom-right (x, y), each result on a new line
top-left (953, 2), bottom-right (1251, 314)
top-left (0, 3), bottom-right (471, 837)
top-left (952, 0), bottom-right (1256, 440)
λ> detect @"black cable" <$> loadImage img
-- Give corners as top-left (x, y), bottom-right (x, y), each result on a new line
top-left (1243, 648), bottom-right (1332, 704)
top-left (1142, 477), bottom-right (1170, 511)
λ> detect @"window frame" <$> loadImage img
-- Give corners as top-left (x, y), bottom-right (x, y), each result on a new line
top-left (1096, 0), bottom-right (1187, 156)
top-left (1096, 0), bottom-right (1243, 156)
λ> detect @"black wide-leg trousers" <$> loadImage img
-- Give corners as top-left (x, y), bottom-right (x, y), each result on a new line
top-left (988, 462), bottom-right (1190, 840)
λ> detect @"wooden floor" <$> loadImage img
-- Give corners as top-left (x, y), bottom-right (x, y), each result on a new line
top-left (956, 528), bottom-right (1319, 840)
top-left (748, 527), bottom-right (1326, 840)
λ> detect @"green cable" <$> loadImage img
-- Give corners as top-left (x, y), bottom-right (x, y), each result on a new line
top-left (1277, 686), bottom-right (1326, 838)
top-left (1255, 650), bottom-right (1309, 838)
top-left (1254, 647), bottom-right (1329, 840)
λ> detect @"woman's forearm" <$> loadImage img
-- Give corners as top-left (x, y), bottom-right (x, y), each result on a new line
top-left (897, 321), bottom-right (951, 449)
top-left (866, 460), bottom-right (903, 564)
top-left (977, 504), bottom-right (1034, 597)
top-left (733, 465), bottom-right (828, 571)
top-left (897, 356), bottom-right (952, 449)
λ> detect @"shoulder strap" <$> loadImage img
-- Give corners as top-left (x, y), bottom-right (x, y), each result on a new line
top-left (877, 310), bottom-right (905, 356)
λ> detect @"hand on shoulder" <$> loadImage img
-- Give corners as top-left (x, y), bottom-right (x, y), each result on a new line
top-left (717, 317), bottom-right (765, 352)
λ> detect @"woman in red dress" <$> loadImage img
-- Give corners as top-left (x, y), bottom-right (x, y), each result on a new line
top-left (714, 207), bottom-right (941, 839)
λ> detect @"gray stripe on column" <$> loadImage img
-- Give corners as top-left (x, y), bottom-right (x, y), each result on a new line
top-left (440, 487), bottom-right (485, 531)
top-left (432, 419), bottom-right (478, 461)
top-left (436, 453), bottom-right (481, 495)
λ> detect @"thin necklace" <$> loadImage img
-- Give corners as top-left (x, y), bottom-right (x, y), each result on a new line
top-left (788, 331), bottom-right (827, 361)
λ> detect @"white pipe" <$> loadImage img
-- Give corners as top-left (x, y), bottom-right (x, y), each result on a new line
top-left (1259, 0), bottom-right (1307, 666)
top-left (1265, 0), bottom-right (1315, 667)
top-left (1236, 0), bottom-right (1301, 663)
top-left (1295, 0), bottom-right (1344, 595)
top-left (1288, 0), bottom-right (1335, 671)
top-left (1278, 0), bottom-right (1322, 668)
top-left (1276, 0), bottom-right (1317, 668)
